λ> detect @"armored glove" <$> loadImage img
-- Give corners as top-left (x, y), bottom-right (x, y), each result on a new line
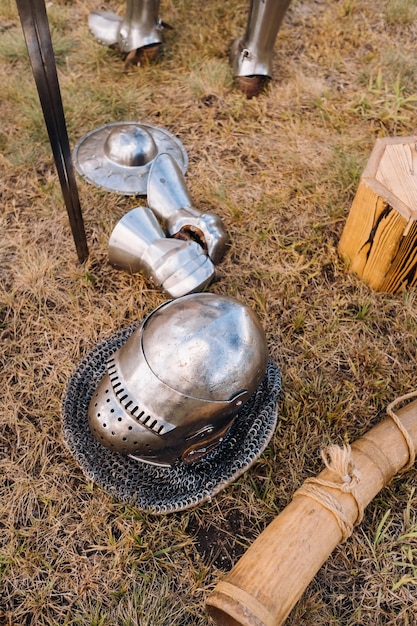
top-left (148, 153), bottom-right (229, 265)
top-left (108, 206), bottom-right (215, 298)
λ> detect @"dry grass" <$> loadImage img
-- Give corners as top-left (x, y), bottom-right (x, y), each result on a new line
top-left (1, 0), bottom-right (417, 624)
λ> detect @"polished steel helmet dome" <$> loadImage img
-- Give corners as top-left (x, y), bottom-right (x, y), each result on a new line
top-left (104, 125), bottom-right (158, 167)
top-left (88, 293), bottom-right (268, 466)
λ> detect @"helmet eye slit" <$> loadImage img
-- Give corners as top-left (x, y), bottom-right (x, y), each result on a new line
top-left (88, 293), bottom-right (268, 466)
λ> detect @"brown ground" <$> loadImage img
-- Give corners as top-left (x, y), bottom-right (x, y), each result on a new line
top-left (1, 0), bottom-right (417, 624)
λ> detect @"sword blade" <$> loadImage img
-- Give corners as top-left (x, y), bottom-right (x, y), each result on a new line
top-left (16, 0), bottom-right (89, 263)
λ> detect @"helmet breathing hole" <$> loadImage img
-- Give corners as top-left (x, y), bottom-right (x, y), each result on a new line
top-left (128, 426), bottom-right (133, 430)
top-left (117, 417), bottom-right (122, 422)
top-left (103, 423), bottom-right (107, 428)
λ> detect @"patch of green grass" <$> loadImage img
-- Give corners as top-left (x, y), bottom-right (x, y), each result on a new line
top-left (384, 0), bottom-right (417, 25)
top-left (354, 69), bottom-right (417, 133)
top-left (0, 25), bottom-right (75, 65)
top-left (186, 58), bottom-right (234, 99)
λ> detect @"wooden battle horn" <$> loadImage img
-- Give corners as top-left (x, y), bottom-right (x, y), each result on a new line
top-left (206, 392), bottom-right (417, 626)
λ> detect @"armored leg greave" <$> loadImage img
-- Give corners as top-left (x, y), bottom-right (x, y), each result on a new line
top-left (89, 0), bottom-right (292, 94)
top-left (88, 0), bottom-right (164, 66)
top-left (230, 0), bottom-right (292, 96)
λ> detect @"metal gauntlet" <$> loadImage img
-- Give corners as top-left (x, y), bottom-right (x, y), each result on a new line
top-left (148, 153), bottom-right (229, 265)
top-left (108, 206), bottom-right (215, 298)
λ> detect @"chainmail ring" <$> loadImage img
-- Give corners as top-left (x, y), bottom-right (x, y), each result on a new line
top-left (61, 322), bottom-right (282, 514)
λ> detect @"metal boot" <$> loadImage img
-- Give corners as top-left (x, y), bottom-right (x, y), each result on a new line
top-left (108, 206), bottom-right (215, 298)
top-left (88, 0), bottom-right (165, 67)
top-left (230, 0), bottom-right (292, 97)
top-left (147, 153), bottom-right (229, 265)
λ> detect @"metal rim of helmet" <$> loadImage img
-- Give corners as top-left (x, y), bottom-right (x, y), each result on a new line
top-left (87, 293), bottom-right (269, 466)
top-left (62, 319), bottom-right (282, 513)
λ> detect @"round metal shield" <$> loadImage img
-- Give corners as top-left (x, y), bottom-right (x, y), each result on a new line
top-left (73, 122), bottom-right (188, 195)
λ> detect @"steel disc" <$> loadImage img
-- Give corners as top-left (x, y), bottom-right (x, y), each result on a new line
top-left (73, 121), bottom-right (188, 195)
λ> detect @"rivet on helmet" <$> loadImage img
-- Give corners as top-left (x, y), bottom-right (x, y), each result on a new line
top-left (88, 293), bottom-right (269, 466)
